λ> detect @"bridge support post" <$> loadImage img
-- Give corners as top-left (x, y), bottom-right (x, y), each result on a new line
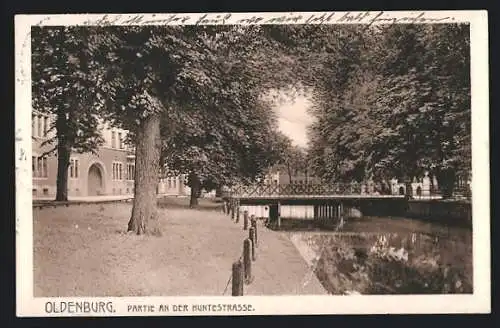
top-left (339, 202), bottom-right (344, 227)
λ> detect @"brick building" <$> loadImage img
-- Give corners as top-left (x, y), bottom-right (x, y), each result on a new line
top-left (31, 111), bottom-right (190, 198)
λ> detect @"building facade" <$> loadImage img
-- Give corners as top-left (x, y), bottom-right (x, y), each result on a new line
top-left (31, 112), bottom-right (190, 198)
top-left (261, 167), bottom-right (321, 186)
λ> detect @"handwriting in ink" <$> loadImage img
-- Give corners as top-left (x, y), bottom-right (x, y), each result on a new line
top-left (305, 13), bottom-right (336, 24)
top-left (195, 13), bottom-right (232, 25)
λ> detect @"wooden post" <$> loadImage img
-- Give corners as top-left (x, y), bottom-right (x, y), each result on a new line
top-left (243, 210), bottom-right (249, 230)
top-left (243, 239), bottom-right (253, 284)
top-left (236, 200), bottom-right (240, 223)
top-left (231, 260), bottom-right (244, 296)
top-left (249, 227), bottom-right (256, 261)
top-left (277, 202), bottom-right (281, 229)
top-left (251, 218), bottom-right (258, 247)
top-left (231, 200), bottom-right (235, 220)
top-left (243, 210), bottom-right (248, 225)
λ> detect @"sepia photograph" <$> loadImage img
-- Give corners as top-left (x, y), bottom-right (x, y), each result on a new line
top-left (15, 11), bottom-right (490, 316)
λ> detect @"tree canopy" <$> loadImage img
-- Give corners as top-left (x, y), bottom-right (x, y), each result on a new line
top-left (31, 23), bottom-right (472, 230)
top-left (306, 24), bottom-right (470, 193)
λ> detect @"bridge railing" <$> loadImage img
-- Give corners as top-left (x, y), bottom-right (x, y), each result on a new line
top-left (228, 182), bottom-right (383, 197)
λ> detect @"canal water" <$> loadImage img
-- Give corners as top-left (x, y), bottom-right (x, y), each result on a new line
top-left (282, 215), bottom-right (473, 295)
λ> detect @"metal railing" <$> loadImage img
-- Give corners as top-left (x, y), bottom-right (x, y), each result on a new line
top-left (227, 182), bottom-right (471, 200)
top-left (228, 182), bottom-right (388, 198)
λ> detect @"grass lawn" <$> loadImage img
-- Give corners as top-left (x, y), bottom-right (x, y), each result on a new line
top-left (33, 198), bottom-right (243, 297)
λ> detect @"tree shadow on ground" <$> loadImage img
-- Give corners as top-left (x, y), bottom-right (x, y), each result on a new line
top-left (156, 196), bottom-right (223, 212)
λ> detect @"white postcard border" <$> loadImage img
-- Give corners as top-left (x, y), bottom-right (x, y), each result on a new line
top-left (15, 10), bottom-right (490, 316)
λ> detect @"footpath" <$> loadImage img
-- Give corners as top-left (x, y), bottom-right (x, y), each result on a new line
top-left (33, 195), bottom-right (134, 202)
top-left (221, 213), bottom-right (327, 296)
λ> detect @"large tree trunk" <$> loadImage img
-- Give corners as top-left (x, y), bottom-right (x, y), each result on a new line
top-left (287, 164), bottom-right (293, 185)
top-left (189, 171), bottom-right (201, 208)
top-left (127, 113), bottom-right (162, 236)
top-left (437, 167), bottom-right (457, 199)
top-left (55, 142), bottom-right (71, 201)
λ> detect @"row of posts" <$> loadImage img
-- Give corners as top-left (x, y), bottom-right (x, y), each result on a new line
top-left (223, 199), bottom-right (258, 296)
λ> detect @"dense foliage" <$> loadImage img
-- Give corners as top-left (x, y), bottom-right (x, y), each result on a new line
top-left (31, 23), bottom-right (471, 230)
top-left (306, 24), bottom-right (471, 194)
top-left (32, 27), bottom-right (107, 200)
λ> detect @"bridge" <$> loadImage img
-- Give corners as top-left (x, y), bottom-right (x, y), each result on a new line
top-left (224, 183), bottom-right (410, 230)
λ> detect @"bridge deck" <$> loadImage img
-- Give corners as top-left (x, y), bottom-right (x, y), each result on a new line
top-left (232, 194), bottom-right (407, 207)
top-left (233, 194), bottom-right (406, 200)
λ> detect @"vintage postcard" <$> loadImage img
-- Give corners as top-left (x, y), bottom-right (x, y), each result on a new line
top-left (15, 10), bottom-right (490, 316)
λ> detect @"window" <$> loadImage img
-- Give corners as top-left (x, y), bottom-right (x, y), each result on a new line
top-left (32, 115), bottom-right (36, 136)
top-left (113, 162), bottom-right (123, 180)
top-left (43, 116), bottom-right (49, 136)
top-left (37, 115), bottom-right (43, 138)
top-left (42, 157), bottom-right (48, 177)
top-left (32, 114), bottom-right (50, 138)
top-left (111, 131), bottom-right (116, 148)
top-left (33, 155), bottom-right (48, 178)
top-left (173, 178), bottom-right (177, 188)
top-left (168, 178), bottom-right (172, 189)
top-left (126, 163), bottom-right (135, 180)
top-left (69, 158), bottom-right (79, 178)
top-left (118, 132), bottom-right (123, 149)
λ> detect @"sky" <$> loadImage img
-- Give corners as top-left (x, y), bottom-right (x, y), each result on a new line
top-left (274, 95), bottom-right (314, 148)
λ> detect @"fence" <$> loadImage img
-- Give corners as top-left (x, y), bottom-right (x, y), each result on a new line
top-left (222, 204), bottom-right (260, 296)
top-left (226, 179), bottom-right (471, 201)
top-left (227, 182), bottom-right (384, 198)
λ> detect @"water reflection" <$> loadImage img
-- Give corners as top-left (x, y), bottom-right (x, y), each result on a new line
top-left (285, 216), bottom-right (473, 295)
